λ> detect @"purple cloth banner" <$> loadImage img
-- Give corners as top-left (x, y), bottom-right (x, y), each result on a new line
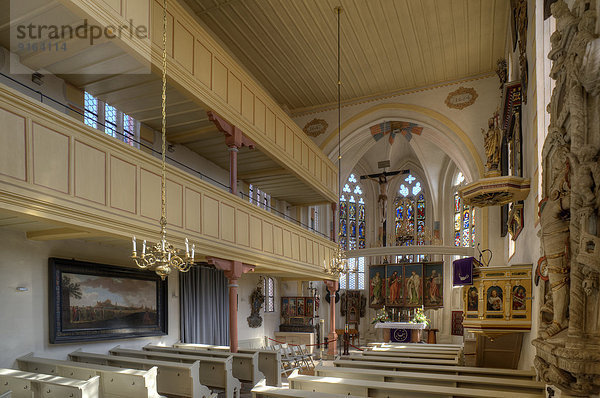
top-left (453, 257), bottom-right (474, 286)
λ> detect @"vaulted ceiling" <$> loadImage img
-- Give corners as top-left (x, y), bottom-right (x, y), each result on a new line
top-left (183, 0), bottom-right (510, 113)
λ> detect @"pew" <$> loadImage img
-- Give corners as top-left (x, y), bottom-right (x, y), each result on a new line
top-left (16, 353), bottom-right (163, 398)
top-left (251, 378), bottom-right (361, 397)
top-left (333, 359), bottom-right (537, 380)
top-left (368, 342), bottom-right (463, 350)
top-left (367, 345), bottom-right (462, 354)
top-left (0, 368), bottom-right (100, 398)
top-left (174, 343), bottom-right (282, 387)
top-left (109, 346), bottom-right (240, 398)
top-left (364, 349), bottom-right (459, 360)
top-left (314, 365), bottom-right (545, 395)
top-left (288, 370), bottom-right (543, 398)
top-left (347, 353), bottom-right (459, 366)
top-left (68, 349), bottom-right (215, 398)
top-left (144, 344), bottom-right (265, 385)
top-left (0, 391), bottom-right (10, 398)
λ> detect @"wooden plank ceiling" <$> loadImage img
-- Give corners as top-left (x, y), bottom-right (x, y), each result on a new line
top-left (183, 0), bottom-right (510, 113)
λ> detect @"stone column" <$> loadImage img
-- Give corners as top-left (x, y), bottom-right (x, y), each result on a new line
top-left (207, 257), bottom-right (255, 353)
top-left (324, 279), bottom-right (338, 356)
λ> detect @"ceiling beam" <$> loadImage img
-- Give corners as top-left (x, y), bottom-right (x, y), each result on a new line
top-left (238, 167), bottom-right (288, 180)
top-left (26, 227), bottom-right (103, 241)
top-left (168, 125), bottom-right (217, 143)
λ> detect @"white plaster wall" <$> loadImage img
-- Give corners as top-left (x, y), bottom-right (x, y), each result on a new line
top-left (236, 273), bottom-right (282, 348)
top-left (0, 229), bottom-right (179, 368)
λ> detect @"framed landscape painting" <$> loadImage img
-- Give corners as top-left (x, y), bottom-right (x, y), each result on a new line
top-left (49, 257), bottom-right (168, 343)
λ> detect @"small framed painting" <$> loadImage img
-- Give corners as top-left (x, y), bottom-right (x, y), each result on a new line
top-left (385, 265), bottom-right (403, 307)
top-left (288, 298), bottom-right (297, 316)
top-left (369, 265), bottom-right (386, 308)
top-left (305, 298), bottom-right (314, 317)
top-left (451, 311), bottom-right (464, 336)
top-left (296, 298), bottom-right (306, 316)
top-left (49, 257), bottom-right (167, 344)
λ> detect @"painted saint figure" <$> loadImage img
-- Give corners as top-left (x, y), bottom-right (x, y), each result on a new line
top-left (388, 271), bottom-right (401, 305)
top-left (427, 270), bottom-right (441, 304)
top-left (406, 271), bottom-right (421, 305)
top-left (512, 286), bottom-right (527, 311)
top-left (371, 272), bottom-right (384, 305)
top-left (487, 288), bottom-right (503, 311)
top-left (467, 287), bottom-right (478, 311)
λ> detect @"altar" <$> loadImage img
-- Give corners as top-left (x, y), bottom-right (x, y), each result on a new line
top-left (375, 322), bottom-right (427, 343)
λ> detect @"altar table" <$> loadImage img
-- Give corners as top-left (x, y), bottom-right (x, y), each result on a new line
top-left (374, 322), bottom-right (427, 343)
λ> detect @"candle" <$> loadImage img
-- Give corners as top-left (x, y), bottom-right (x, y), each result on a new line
top-left (191, 244), bottom-right (195, 259)
top-left (132, 236), bottom-right (137, 253)
top-left (185, 238), bottom-right (189, 256)
top-left (142, 240), bottom-right (147, 255)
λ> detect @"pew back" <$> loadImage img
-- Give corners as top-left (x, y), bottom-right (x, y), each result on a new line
top-left (315, 365), bottom-right (545, 394)
top-left (348, 353), bottom-right (458, 365)
top-left (16, 353), bottom-right (162, 398)
top-left (144, 344), bottom-right (263, 384)
top-left (174, 343), bottom-right (282, 387)
top-left (364, 350), bottom-right (458, 360)
top-left (333, 359), bottom-right (537, 380)
top-left (288, 370), bottom-right (542, 398)
top-left (0, 368), bottom-right (100, 398)
top-left (109, 347), bottom-right (240, 398)
top-left (251, 379), bottom-right (361, 397)
top-left (68, 350), bottom-right (214, 398)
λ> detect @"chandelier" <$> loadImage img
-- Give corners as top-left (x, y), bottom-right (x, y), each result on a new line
top-left (131, 0), bottom-right (195, 280)
top-left (323, 6), bottom-right (347, 277)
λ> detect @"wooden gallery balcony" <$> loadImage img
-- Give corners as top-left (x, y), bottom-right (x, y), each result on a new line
top-left (0, 85), bottom-right (337, 278)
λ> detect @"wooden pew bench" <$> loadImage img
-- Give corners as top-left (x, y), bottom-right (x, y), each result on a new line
top-left (368, 342), bottom-right (463, 350)
top-left (365, 349), bottom-right (459, 360)
top-left (16, 353), bottom-right (163, 398)
top-left (174, 343), bottom-right (282, 387)
top-left (109, 346), bottom-right (240, 398)
top-left (251, 378), bottom-right (361, 397)
top-left (333, 359), bottom-right (538, 380)
top-left (0, 391), bottom-right (10, 398)
top-left (144, 344), bottom-right (265, 385)
top-left (288, 370), bottom-right (543, 398)
top-left (367, 345), bottom-right (462, 354)
top-left (348, 353), bottom-right (459, 366)
top-left (315, 365), bottom-right (545, 395)
top-left (68, 349), bottom-right (215, 398)
top-left (0, 368), bottom-right (100, 398)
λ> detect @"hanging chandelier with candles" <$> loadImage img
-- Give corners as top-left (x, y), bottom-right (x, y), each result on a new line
top-left (323, 6), bottom-right (348, 277)
top-left (131, 0), bottom-right (195, 280)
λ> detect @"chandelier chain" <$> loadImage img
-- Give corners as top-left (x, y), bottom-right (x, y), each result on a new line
top-left (160, 0), bottom-right (168, 232)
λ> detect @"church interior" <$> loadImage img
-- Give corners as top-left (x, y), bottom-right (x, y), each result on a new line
top-left (0, 0), bottom-right (599, 396)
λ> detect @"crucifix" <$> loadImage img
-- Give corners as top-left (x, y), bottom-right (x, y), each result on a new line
top-left (360, 163), bottom-right (409, 247)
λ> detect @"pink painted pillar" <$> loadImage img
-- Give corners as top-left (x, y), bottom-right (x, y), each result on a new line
top-left (324, 279), bottom-right (339, 355)
top-left (228, 145), bottom-right (238, 195)
top-left (207, 257), bottom-right (255, 353)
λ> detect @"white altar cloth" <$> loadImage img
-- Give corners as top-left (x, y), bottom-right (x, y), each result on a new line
top-left (374, 322), bottom-right (427, 329)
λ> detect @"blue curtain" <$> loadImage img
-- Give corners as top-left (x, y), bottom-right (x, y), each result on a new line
top-left (180, 265), bottom-right (229, 345)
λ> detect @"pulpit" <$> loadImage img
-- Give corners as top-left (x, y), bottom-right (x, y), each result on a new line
top-left (374, 322), bottom-right (427, 343)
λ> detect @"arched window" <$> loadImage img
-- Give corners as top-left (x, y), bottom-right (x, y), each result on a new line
top-left (339, 257), bottom-right (366, 290)
top-left (454, 172), bottom-right (475, 248)
top-left (394, 174), bottom-right (426, 246)
top-left (339, 174), bottom-right (365, 250)
top-left (263, 277), bottom-right (275, 312)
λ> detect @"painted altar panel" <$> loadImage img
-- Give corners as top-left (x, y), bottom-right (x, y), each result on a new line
top-left (424, 262), bottom-right (443, 308)
top-left (369, 265), bottom-right (386, 309)
top-left (385, 265), bottom-right (403, 307)
top-left (404, 264), bottom-right (423, 307)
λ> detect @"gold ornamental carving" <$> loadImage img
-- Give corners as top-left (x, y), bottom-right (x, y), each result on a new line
top-left (303, 118), bottom-right (328, 137)
top-left (458, 176), bottom-right (531, 207)
top-left (444, 87), bottom-right (478, 110)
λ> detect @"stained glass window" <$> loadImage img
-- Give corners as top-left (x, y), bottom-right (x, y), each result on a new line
top-left (339, 174), bottom-right (365, 250)
top-left (395, 174), bottom-right (427, 246)
top-left (454, 181), bottom-right (475, 248)
top-left (340, 257), bottom-right (366, 290)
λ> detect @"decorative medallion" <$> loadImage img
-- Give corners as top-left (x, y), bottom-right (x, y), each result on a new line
top-left (370, 121), bottom-right (423, 145)
top-left (303, 118), bottom-right (328, 137)
top-left (444, 87), bottom-right (479, 110)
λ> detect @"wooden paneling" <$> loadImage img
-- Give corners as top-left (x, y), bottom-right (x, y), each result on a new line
top-left (32, 123), bottom-right (70, 194)
top-left (0, 84), bottom-right (336, 277)
top-left (241, 85), bottom-right (254, 122)
top-left (185, 188), bottom-right (202, 233)
top-left (74, 140), bottom-right (106, 205)
top-left (194, 41), bottom-right (212, 88)
top-left (213, 57), bottom-right (228, 101)
top-left (0, 107), bottom-right (26, 181)
top-left (254, 99), bottom-right (265, 133)
top-left (174, 21), bottom-right (194, 73)
top-left (126, 0), bottom-right (150, 30)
